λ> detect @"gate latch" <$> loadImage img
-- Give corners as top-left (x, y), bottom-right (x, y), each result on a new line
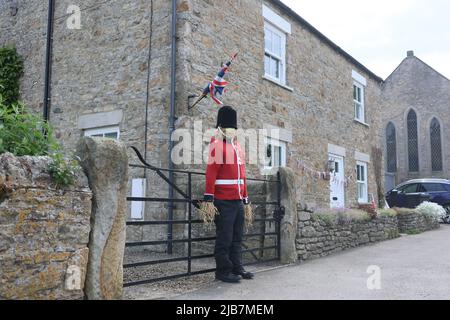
top-left (273, 206), bottom-right (286, 221)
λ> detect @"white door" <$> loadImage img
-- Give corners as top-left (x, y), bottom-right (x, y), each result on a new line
top-left (329, 154), bottom-right (345, 208)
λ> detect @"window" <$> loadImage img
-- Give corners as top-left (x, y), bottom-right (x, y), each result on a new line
top-left (353, 82), bottom-right (365, 123)
top-left (264, 22), bottom-right (286, 84)
top-left (263, 5), bottom-right (290, 87)
top-left (356, 162), bottom-right (368, 203)
top-left (265, 138), bottom-right (287, 169)
top-left (334, 160), bottom-right (340, 174)
top-left (386, 122), bottom-right (397, 173)
top-left (419, 183), bottom-right (446, 192)
top-left (407, 110), bottom-right (419, 172)
top-left (84, 126), bottom-right (120, 139)
top-left (430, 118), bottom-right (443, 172)
top-left (398, 183), bottom-right (418, 194)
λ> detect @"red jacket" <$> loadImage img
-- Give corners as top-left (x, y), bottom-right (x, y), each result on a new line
top-left (204, 136), bottom-right (248, 201)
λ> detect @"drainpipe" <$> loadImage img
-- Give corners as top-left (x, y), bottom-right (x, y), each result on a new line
top-left (43, 0), bottom-right (55, 123)
top-left (144, 0), bottom-right (154, 167)
top-left (168, 0), bottom-right (177, 254)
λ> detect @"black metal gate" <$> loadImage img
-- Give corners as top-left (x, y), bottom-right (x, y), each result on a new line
top-left (123, 147), bottom-right (285, 287)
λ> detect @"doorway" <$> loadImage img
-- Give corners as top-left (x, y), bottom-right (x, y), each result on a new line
top-left (329, 154), bottom-right (345, 208)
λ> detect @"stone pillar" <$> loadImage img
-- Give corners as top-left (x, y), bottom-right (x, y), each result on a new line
top-left (77, 137), bottom-right (128, 300)
top-left (268, 167), bottom-right (298, 264)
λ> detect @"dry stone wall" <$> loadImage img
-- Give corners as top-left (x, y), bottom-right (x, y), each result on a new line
top-left (0, 153), bottom-right (92, 300)
top-left (395, 210), bottom-right (441, 234)
top-left (296, 212), bottom-right (399, 262)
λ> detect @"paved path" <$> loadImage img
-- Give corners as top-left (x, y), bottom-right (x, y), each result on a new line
top-left (174, 225), bottom-right (450, 300)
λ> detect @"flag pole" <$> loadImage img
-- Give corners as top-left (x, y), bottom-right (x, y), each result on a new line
top-left (188, 93), bottom-right (207, 110)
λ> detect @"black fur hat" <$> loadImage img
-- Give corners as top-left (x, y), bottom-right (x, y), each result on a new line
top-left (216, 106), bottom-right (237, 129)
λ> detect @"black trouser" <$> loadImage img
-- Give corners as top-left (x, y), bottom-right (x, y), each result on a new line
top-left (214, 200), bottom-right (245, 276)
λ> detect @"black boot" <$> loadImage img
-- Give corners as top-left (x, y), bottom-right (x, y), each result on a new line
top-left (233, 269), bottom-right (254, 280)
top-left (216, 272), bottom-right (241, 283)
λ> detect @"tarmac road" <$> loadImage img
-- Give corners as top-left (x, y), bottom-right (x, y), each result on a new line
top-left (174, 225), bottom-right (450, 300)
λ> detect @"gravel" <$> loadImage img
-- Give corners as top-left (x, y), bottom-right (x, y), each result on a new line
top-left (123, 249), bottom-right (281, 300)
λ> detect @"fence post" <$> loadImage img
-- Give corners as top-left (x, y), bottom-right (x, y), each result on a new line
top-left (77, 137), bottom-right (129, 300)
top-left (268, 167), bottom-right (297, 264)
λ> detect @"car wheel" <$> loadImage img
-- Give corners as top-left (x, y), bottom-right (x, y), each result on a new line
top-left (444, 205), bottom-right (450, 224)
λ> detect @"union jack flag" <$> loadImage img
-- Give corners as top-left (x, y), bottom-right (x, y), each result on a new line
top-left (201, 53), bottom-right (237, 105)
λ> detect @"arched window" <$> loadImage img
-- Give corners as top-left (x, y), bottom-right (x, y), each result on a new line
top-left (430, 118), bottom-right (443, 171)
top-left (407, 110), bottom-right (419, 172)
top-left (386, 122), bottom-right (397, 173)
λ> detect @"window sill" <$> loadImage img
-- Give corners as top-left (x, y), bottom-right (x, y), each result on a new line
top-left (263, 75), bottom-right (294, 92)
top-left (354, 119), bottom-right (370, 128)
top-left (260, 167), bottom-right (282, 176)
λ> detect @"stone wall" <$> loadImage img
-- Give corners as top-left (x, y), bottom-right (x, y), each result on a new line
top-left (395, 209), bottom-right (441, 234)
top-left (296, 211), bottom-right (399, 262)
top-left (0, 153), bottom-right (92, 300)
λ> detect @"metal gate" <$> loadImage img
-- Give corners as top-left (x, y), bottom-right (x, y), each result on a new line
top-left (123, 147), bottom-right (285, 287)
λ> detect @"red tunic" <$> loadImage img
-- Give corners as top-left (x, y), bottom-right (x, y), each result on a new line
top-left (204, 136), bottom-right (248, 201)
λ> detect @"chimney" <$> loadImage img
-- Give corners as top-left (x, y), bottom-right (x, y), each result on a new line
top-left (407, 50), bottom-right (414, 57)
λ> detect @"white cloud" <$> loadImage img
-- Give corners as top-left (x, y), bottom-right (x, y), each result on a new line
top-left (281, 0), bottom-right (450, 79)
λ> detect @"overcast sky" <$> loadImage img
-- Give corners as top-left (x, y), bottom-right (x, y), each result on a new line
top-left (281, 0), bottom-right (450, 80)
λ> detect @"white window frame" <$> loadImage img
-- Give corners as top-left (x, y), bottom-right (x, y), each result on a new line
top-left (353, 81), bottom-right (365, 124)
top-left (262, 5), bottom-right (290, 87)
top-left (264, 22), bottom-right (287, 85)
top-left (264, 137), bottom-right (287, 170)
top-left (356, 161), bottom-right (368, 203)
top-left (84, 126), bottom-right (120, 139)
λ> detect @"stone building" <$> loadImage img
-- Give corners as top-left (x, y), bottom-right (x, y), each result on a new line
top-left (381, 51), bottom-right (450, 191)
top-left (3, 0), bottom-right (444, 229)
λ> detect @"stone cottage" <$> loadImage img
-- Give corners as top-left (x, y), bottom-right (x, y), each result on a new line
top-left (1, 0), bottom-right (446, 230)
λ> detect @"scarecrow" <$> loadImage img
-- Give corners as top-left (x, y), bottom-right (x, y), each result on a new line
top-left (200, 106), bottom-right (254, 283)
top-left (194, 54), bottom-right (254, 283)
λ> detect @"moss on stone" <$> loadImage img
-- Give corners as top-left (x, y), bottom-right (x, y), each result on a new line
top-left (406, 229), bottom-right (422, 235)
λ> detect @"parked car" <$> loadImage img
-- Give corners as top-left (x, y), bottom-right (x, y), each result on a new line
top-left (385, 179), bottom-right (450, 217)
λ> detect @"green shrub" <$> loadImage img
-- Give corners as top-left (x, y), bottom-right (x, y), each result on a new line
top-left (312, 211), bottom-right (337, 226)
top-left (377, 208), bottom-right (397, 217)
top-left (48, 152), bottom-right (79, 188)
top-left (392, 207), bottom-right (416, 216)
top-left (312, 208), bottom-right (371, 225)
top-left (0, 100), bottom-right (56, 156)
top-left (416, 202), bottom-right (446, 221)
top-left (338, 209), bottom-right (371, 223)
top-left (0, 96), bottom-right (78, 187)
top-left (0, 47), bottom-right (24, 106)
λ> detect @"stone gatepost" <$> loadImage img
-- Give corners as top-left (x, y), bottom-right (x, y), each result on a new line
top-left (267, 167), bottom-right (298, 264)
top-left (77, 137), bottom-right (128, 300)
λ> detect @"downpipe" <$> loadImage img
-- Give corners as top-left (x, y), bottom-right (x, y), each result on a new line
top-left (43, 0), bottom-right (55, 123)
top-left (168, 0), bottom-right (177, 254)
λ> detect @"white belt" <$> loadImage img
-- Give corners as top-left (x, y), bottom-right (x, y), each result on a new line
top-left (215, 179), bottom-right (244, 185)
